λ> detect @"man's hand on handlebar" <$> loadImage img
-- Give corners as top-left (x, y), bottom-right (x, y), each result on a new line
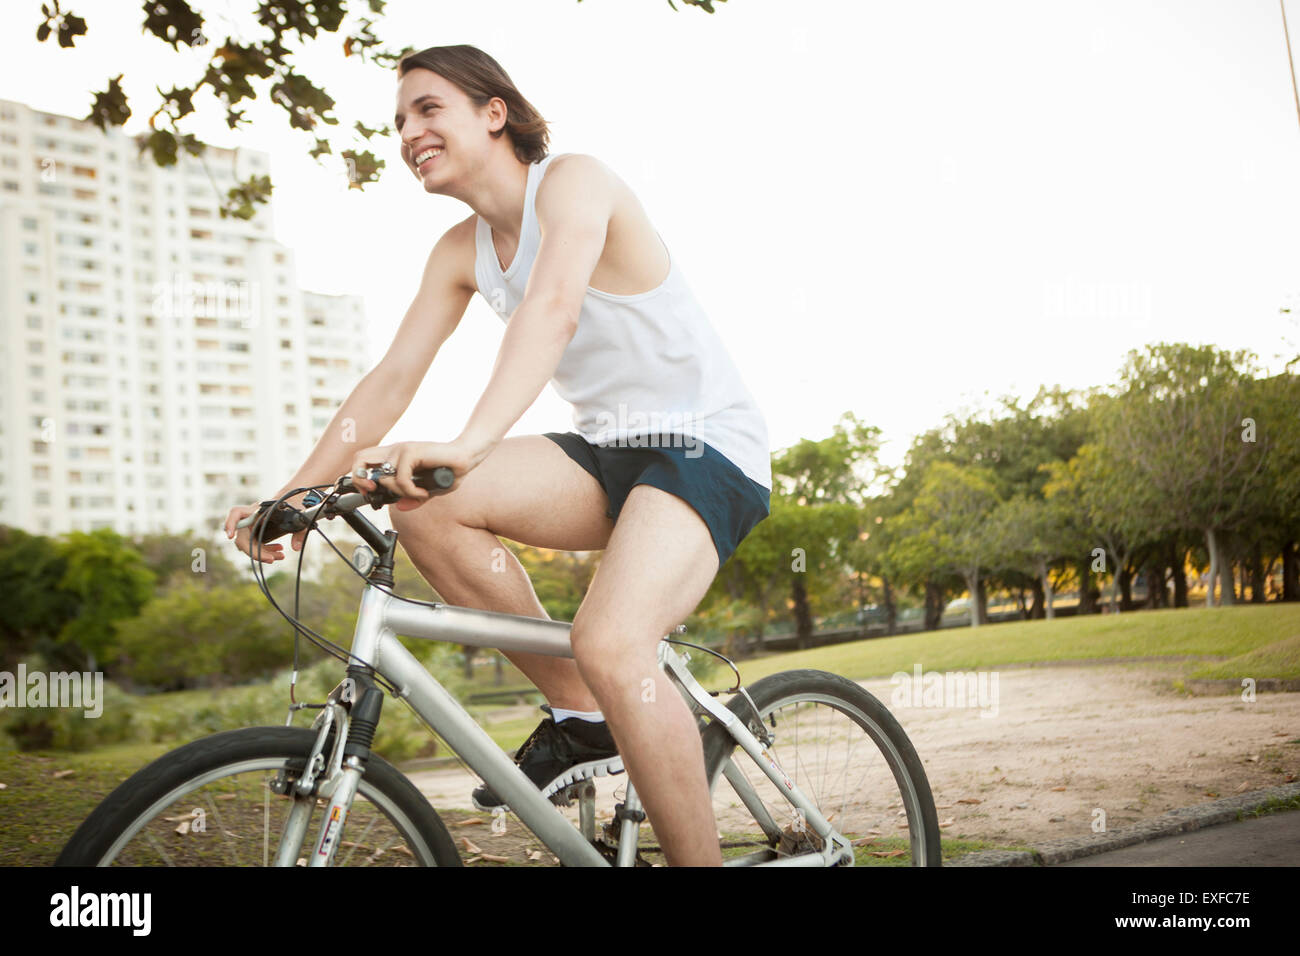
top-left (221, 440), bottom-right (476, 564)
top-left (224, 494), bottom-right (309, 564)
top-left (349, 440), bottom-right (478, 510)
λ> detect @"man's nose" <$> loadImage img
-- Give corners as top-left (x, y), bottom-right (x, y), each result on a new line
top-left (402, 120), bottom-right (427, 148)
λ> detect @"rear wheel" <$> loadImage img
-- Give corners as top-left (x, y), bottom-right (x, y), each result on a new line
top-left (700, 669), bottom-right (942, 866)
top-left (54, 727), bottom-right (461, 867)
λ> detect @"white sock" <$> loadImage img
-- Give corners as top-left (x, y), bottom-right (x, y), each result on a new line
top-left (550, 707), bottom-right (604, 723)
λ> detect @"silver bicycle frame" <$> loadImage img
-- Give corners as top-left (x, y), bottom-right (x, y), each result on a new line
top-left (309, 583), bottom-right (854, 867)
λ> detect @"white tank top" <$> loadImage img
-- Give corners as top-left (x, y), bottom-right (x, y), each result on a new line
top-left (472, 153), bottom-right (772, 490)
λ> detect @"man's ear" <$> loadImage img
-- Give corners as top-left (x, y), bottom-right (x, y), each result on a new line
top-left (488, 96), bottom-right (509, 134)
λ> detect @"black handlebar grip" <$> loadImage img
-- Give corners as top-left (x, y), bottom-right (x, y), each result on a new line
top-left (358, 465), bottom-right (456, 508)
top-left (413, 467), bottom-right (455, 491)
top-left (249, 500), bottom-right (308, 544)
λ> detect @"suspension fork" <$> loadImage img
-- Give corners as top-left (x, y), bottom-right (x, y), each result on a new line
top-left (305, 666), bottom-right (384, 867)
top-left (269, 668), bottom-right (382, 867)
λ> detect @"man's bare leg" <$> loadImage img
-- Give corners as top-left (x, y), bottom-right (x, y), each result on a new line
top-left (568, 483), bottom-right (723, 866)
top-left (392, 439), bottom-right (729, 865)
top-left (389, 436), bottom-right (614, 709)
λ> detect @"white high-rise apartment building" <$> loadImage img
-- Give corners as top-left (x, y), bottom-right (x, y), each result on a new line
top-left (0, 99), bottom-right (370, 538)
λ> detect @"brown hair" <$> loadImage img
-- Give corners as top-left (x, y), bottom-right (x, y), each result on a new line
top-left (398, 45), bottom-right (549, 164)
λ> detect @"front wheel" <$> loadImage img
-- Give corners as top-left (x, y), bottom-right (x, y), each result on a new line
top-left (700, 669), bottom-right (942, 866)
top-left (54, 726), bottom-right (461, 867)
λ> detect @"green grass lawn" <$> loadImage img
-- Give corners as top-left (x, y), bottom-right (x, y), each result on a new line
top-left (729, 604), bottom-right (1300, 686)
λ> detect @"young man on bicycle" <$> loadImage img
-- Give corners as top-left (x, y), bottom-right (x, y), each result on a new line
top-left (226, 44), bottom-right (770, 866)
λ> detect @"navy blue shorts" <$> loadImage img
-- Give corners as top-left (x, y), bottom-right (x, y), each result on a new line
top-left (543, 431), bottom-right (770, 568)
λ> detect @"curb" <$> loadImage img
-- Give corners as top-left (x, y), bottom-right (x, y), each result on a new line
top-left (945, 782), bottom-right (1300, 867)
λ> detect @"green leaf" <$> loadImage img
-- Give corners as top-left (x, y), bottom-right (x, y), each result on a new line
top-left (141, 0), bottom-right (204, 49)
top-left (270, 70), bottom-right (337, 131)
top-left (221, 174), bottom-right (273, 220)
top-left (313, 0), bottom-right (346, 33)
top-left (143, 129), bottom-right (179, 166)
top-left (204, 43), bottom-right (275, 106)
top-left (159, 84), bottom-right (196, 119)
top-left (340, 149), bottom-right (384, 188)
top-left (353, 119), bottom-right (389, 140)
top-left (58, 13), bottom-right (87, 46)
top-left (85, 75), bottom-right (131, 131)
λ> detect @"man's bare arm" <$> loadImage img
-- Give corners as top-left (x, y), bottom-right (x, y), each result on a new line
top-left (272, 216), bottom-right (476, 499)
top-left (457, 156), bottom-right (614, 454)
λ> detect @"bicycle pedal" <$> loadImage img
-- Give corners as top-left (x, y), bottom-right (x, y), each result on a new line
top-left (593, 826), bottom-right (654, 867)
top-left (539, 758), bottom-right (623, 805)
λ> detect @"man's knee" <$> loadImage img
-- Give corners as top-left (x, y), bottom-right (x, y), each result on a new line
top-left (570, 617), bottom-right (650, 696)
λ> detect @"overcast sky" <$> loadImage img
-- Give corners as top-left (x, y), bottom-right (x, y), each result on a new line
top-left (4, 0), bottom-right (1298, 472)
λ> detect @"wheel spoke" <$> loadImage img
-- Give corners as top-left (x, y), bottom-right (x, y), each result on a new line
top-left (141, 827), bottom-right (175, 867)
top-left (59, 728), bottom-right (456, 868)
top-left (704, 674), bottom-right (940, 867)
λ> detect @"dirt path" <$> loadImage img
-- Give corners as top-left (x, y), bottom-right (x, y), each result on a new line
top-left (876, 660), bottom-right (1298, 846)
top-left (404, 661), bottom-right (1300, 861)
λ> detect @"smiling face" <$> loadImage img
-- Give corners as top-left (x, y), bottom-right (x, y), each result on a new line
top-left (394, 68), bottom-right (508, 192)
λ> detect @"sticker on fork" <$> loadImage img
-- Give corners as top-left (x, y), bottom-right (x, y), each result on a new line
top-left (761, 747), bottom-right (794, 790)
top-left (318, 805), bottom-right (347, 857)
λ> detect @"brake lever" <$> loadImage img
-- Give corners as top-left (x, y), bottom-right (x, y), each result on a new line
top-left (341, 467), bottom-right (455, 509)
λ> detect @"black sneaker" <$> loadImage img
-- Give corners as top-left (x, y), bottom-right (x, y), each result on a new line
top-left (471, 705), bottom-right (623, 812)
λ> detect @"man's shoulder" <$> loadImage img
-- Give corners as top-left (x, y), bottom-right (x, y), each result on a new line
top-left (543, 151), bottom-right (612, 180)
top-left (425, 213), bottom-right (480, 293)
top-left (447, 212), bottom-right (479, 245)
top-left (536, 153), bottom-right (619, 217)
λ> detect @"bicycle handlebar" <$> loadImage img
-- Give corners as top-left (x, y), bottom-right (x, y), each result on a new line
top-left (235, 466), bottom-right (455, 543)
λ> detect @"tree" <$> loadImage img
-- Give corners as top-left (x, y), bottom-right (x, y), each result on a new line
top-left (1100, 344), bottom-right (1270, 607)
top-left (0, 527), bottom-right (74, 669)
top-left (133, 531), bottom-right (242, 591)
top-left (35, 0), bottom-right (407, 218)
top-left (880, 387), bottom-right (1095, 625)
top-left (699, 413), bottom-right (880, 650)
top-left (705, 495), bottom-right (795, 646)
top-left (1238, 370), bottom-right (1300, 601)
top-left (893, 462), bottom-right (1001, 628)
top-left (55, 529), bottom-right (156, 671)
top-left (771, 413), bottom-right (881, 647)
top-left (38, 0), bottom-right (724, 218)
top-left (985, 492), bottom-right (1080, 619)
top-left (1043, 441), bottom-right (1157, 613)
top-left (508, 543), bottom-right (599, 624)
top-left (112, 580), bottom-right (288, 689)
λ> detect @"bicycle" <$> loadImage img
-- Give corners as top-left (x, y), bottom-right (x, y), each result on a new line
top-left (55, 468), bottom-right (942, 867)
